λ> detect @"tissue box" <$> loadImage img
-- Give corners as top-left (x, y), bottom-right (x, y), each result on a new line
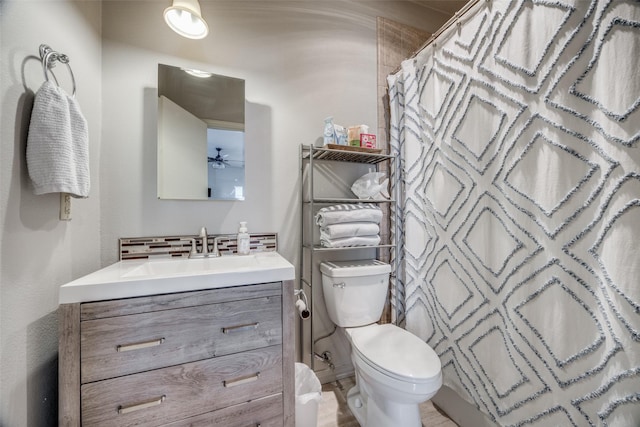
top-left (348, 126), bottom-right (361, 146)
top-left (360, 134), bottom-right (376, 148)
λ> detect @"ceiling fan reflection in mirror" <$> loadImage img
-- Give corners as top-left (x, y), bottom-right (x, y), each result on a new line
top-left (208, 147), bottom-right (243, 169)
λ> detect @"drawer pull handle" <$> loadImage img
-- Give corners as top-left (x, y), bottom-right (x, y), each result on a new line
top-left (222, 322), bottom-right (259, 334)
top-left (117, 395), bottom-right (166, 414)
top-left (223, 372), bottom-right (260, 388)
top-left (117, 338), bottom-right (165, 352)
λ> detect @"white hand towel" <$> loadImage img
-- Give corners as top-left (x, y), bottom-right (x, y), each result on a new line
top-left (320, 235), bottom-right (381, 248)
top-left (320, 222), bottom-right (380, 240)
top-left (27, 80), bottom-right (90, 198)
top-left (315, 204), bottom-right (383, 227)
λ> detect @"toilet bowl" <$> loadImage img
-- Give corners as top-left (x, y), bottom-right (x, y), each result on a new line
top-left (345, 324), bottom-right (442, 427)
top-left (320, 260), bottom-right (442, 427)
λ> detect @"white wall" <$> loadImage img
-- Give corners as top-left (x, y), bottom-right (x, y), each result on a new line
top-left (0, 1), bottom-right (102, 424)
top-left (0, 1), bottom-right (451, 425)
top-left (100, 1), bottom-right (452, 267)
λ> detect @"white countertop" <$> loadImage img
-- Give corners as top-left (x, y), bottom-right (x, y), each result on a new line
top-left (59, 252), bottom-right (295, 304)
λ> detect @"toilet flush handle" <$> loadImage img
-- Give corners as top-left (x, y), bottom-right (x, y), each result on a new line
top-left (333, 282), bottom-right (346, 289)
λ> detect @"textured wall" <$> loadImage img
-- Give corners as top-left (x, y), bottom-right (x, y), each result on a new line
top-left (377, 17), bottom-right (431, 152)
top-left (0, 1), bottom-right (102, 425)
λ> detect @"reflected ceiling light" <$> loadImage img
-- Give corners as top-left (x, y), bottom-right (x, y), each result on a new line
top-left (182, 68), bottom-right (212, 78)
top-left (164, 0), bottom-right (209, 40)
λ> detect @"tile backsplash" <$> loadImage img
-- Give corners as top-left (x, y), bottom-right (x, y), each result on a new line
top-left (119, 233), bottom-right (278, 260)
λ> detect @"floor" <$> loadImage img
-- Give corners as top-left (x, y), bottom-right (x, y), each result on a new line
top-left (317, 377), bottom-right (458, 427)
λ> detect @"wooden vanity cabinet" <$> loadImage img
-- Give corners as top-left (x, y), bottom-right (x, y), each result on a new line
top-left (59, 280), bottom-right (295, 426)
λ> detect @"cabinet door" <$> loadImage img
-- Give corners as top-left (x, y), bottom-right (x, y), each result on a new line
top-left (81, 346), bottom-right (283, 426)
top-left (81, 296), bottom-right (282, 383)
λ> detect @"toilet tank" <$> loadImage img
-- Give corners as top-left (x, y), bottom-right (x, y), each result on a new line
top-left (320, 260), bottom-right (391, 327)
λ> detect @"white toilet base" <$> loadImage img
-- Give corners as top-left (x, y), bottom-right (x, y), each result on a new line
top-left (346, 383), bottom-right (423, 427)
top-left (346, 386), bottom-right (366, 426)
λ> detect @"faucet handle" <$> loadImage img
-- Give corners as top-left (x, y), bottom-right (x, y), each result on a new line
top-left (212, 235), bottom-right (223, 257)
top-left (188, 238), bottom-right (198, 258)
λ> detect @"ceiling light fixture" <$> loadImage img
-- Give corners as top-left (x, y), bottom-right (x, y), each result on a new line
top-left (164, 0), bottom-right (209, 40)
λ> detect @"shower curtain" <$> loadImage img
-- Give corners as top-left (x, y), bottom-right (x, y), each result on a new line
top-left (388, 0), bottom-right (640, 425)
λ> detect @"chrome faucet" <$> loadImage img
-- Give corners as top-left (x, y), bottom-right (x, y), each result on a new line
top-left (199, 227), bottom-right (209, 256)
top-left (189, 227), bottom-right (219, 258)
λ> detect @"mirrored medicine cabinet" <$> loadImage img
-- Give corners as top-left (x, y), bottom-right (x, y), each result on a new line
top-left (157, 63), bottom-right (245, 200)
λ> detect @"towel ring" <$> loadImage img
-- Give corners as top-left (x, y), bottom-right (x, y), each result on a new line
top-left (39, 44), bottom-right (76, 97)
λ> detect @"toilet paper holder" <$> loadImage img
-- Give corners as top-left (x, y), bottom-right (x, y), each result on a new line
top-left (294, 289), bottom-right (310, 320)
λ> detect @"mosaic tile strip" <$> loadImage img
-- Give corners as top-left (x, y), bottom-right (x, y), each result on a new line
top-left (119, 233), bottom-right (278, 260)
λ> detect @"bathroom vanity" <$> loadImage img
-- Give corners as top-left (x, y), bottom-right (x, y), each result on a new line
top-left (58, 253), bottom-right (295, 426)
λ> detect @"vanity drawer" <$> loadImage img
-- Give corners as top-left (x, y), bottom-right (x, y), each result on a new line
top-left (161, 394), bottom-right (283, 427)
top-left (81, 345), bottom-right (283, 426)
top-left (81, 295), bottom-right (282, 383)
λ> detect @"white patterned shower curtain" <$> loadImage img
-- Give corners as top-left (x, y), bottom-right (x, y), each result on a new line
top-left (387, 0), bottom-right (640, 425)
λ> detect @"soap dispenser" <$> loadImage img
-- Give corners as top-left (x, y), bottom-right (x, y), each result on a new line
top-left (237, 222), bottom-right (250, 255)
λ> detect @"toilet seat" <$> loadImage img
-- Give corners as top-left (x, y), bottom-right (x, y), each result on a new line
top-left (346, 324), bottom-right (441, 383)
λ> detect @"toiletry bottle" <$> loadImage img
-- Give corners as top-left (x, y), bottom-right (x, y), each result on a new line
top-left (237, 222), bottom-right (250, 255)
top-left (323, 117), bottom-right (336, 146)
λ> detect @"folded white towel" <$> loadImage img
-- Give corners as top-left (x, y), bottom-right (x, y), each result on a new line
top-left (320, 222), bottom-right (380, 240)
top-left (320, 235), bottom-right (381, 248)
top-left (315, 204), bottom-right (383, 227)
top-left (27, 81), bottom-right (90, 198)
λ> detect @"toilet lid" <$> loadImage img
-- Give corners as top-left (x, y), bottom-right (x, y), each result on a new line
top-left (348, 324), bottom-right (441, 382)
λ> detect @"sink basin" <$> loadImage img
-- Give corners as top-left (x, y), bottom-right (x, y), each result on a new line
top-left (59, 252), bottom-right (295, 304)
top-left (124, 255), bottom-right (260, 278)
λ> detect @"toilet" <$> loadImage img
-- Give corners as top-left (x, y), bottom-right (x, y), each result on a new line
top-left (320, 260), bottom-right (442, 427)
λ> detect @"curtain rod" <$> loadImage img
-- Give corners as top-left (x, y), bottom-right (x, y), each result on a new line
top-left (390, 0), bottom-right (484, 75)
